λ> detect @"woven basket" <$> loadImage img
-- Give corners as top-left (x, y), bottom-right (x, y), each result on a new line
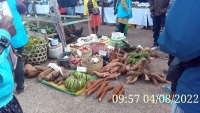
top-left (23, 40), bottom-right (48, 65)
top-left (81, 57), bottom-right (103, 75)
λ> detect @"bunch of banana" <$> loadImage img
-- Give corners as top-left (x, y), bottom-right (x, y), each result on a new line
top-left (64, 76), bottom-right (86, 92)
top-left (128, 51), bottom-right (149, 64)
top-left (98, 38), bottom-right (109, 43)
top-left (73, 71), bottom-right (92, 82)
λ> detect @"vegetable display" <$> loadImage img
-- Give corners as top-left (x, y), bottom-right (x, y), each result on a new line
top-left (78, 46), bottom-right (91, 54)
top-left (25, 23), bottom-right (56, 34)
top-left (69, 55), bottom-right (83, 67)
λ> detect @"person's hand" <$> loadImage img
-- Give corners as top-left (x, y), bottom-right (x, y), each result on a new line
top-left (169, 91), bottom-right (176, 100)
top-left (0, 16), bottom-right (16, 37)
top-left (151, 11), bottom-right (154, 18)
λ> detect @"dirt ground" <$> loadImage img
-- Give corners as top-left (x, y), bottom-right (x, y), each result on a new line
top-left (15, 23), bottom-right (171, 113)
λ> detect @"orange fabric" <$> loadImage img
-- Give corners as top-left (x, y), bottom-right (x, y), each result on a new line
top-left (89, 14), bottom-right (101, 28)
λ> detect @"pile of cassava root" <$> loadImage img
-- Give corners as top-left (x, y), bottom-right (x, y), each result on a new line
top-left (92, 43), bottom-right (168, 85)
top-left (24, 64), bottom-right (73, 85)
top-left (85, 79), bottom-right (124, 102)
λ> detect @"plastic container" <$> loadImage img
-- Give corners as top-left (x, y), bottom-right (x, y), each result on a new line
top-left (109, 36), bottom-right (126, 49)
top-left (48, 42), bottom-right (63, 59)
top-left (57, 52), bottom-right (72, 68)
top-left (51, 38), bottom-right (58, 46)
top-left (82, 48), bottom-right (92, 58)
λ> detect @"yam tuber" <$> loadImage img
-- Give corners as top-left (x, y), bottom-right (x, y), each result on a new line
top-left (92, 71), bottom-right (110, 78)
top-left (38, 68), bottom-right (53, 81)
top-left (108, 82), bottom-right (124, 102)
top-left (99, 85), bottom-right (114, 101)
top-left (34, 66), bottom-right (49, 71)
top-left (104, 73), bottom-right (121, 81)
top-left (110, 66), bottom-right (120, 73)
top-left (125, 58), bottom-right (168, 85)
top-left (44, 71), bottom-right (55, 81)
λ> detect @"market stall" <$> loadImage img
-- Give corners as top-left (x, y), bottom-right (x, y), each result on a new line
top-left (22, 30), bottom-right (171, 104)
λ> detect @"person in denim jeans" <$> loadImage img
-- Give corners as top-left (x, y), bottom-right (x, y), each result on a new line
top-left (65, 0), bottom-right (78, 29)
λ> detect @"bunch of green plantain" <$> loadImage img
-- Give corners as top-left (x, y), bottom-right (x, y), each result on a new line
top-left (64, 76), bottom-right (86, 92)
top-left (121, 40), bottom-right (136, 52)
top-left (128, 51), bottom-right (149, 64)
top-left (73, 71), bottom-right (92, 82)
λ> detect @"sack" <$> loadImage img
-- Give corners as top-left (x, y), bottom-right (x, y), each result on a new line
top-left (57, 0), bottom-right (65, 7)
top-left (91, 8), bottom-right (100, 15)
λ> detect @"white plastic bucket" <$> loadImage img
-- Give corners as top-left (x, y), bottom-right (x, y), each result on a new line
top-left (48, 42), bottom-right (63, 59)
top-left (51, 38), bottom-right (58, 46)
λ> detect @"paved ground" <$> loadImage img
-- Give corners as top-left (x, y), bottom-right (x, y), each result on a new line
top-left (15, 23), bottom-right (171, 113)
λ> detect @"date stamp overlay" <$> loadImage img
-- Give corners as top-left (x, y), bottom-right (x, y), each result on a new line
top-left (112, 94), bottom-right (199, 104)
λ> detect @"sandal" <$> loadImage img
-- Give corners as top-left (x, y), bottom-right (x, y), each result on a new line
top-left (156, 94), bottom-right (173, 104)
top-left (162, 85), bottom-right (171, 93)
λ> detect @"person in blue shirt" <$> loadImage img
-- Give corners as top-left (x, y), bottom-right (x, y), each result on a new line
top-left (158, 0), bottom-right (200, 112)
top-left (0, 16), bottom-right (23, 113)
top-left (8, 0), bottom-right (29, 94)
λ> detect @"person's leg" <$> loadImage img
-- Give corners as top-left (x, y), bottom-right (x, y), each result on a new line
top-left (152, 16), bottom-right (161, 47)
top-left (118, 23), bottom-right (126, 33)
top-left (168, 54), bottom-right (175, 66)
top-left (95, 26), bottom-right (98, 34)
top-left (15, 47), bottom-right (25, 93)
top-left (124, 24), bottom-right (129, 37)
top-left (65, 7), bottom-right (76, 28)
top-left (160, 14), bottom-right (166, 28)
top-left (91, 27), bottom-right (95, 34)
top-left (0, 96), bottom-right (23, 113)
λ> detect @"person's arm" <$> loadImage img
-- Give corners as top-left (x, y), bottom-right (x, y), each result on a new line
top-left (149, 0), bottom-right (154, 12)
top-left (0, 29), bottom-right (11, 65)
top-left (16, 0), bottom-right (27, 14)
top-left (121, 0), bottom-right (129, 12)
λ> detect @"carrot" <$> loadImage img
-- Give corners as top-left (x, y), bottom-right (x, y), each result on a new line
top-left (108, 82), bottom-right (124, 102)
top-left (87, 81), bottom-right (103, 95)
top-left (99, 85), bottom-right (114, 101)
